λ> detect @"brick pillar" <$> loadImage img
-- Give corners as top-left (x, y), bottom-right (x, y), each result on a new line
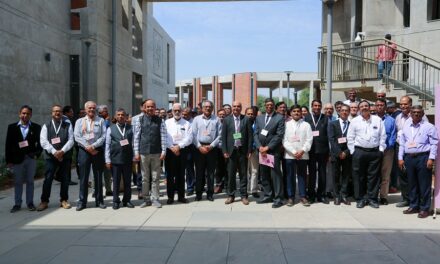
top-left (234, 72), bottom-right (252, 112)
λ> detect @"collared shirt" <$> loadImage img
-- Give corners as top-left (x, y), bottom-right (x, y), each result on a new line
top-left (347, 114), bottom-right (387, 154)
top-left (192, 114), bottom-right (221, 148)
top-left (398, 119), bottom-right (438, 160)
top-left (282, 119), bottom-right (313, 160)
top-left (165, 117), bottom-right (193, 149)
top-left (17, 121), bottom-right (31, 139)
top-left (343, 99), bottom-right (359, 106)
top-left (338, 118), bottom-right (350, 135)
top-left (133, 114), bottom-right (167, 156)
top-left (74, 116), bottom-right (106, 149)
top-left (378, 114), bottom-right (397, 149)
top-left (395, 112), bottom-right (428, 143)
top-left (376, 43), bottom-right (397, 61)
top-left (131, 113), bottom-right (144, 140)
top-left (40, 120), bottom-right (74, 154)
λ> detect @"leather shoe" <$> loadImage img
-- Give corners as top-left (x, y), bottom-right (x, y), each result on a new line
top-left (380, 198), bottom-right (388, 205)
top-left (287, 198), bottom-right (295, 207)
top-left (27, 203), bottom-right (36, 211)
top-left (123, 202), bottom-right (135, 208)
top-left (241, 197), bottom-right (250, 205)
top-left (207, 196), bottom-right (214, 202)
top-left (76, 204), bottom-right (86, 211)
top-left (112, 203), bottom-right (120, 210)
top-left (356, 200), bottom-right (366, 208)
top-left (403, 207), bottom-right (419, 214)
top-left (272, 202), bottom-right (283, 208)
top-left (37, 202), bottom-right (49, 211)
top-left (60, 200), bottom-right (72, 209)
top-left (369, 200), bottom-right (380, 209)
top-left (334, 197), bottom-right (341, 205)
top-left (300, 198), bottom-right (310, 207)
top-left (341, 197), bottom-right (351, 205)
top-left (225, 196), bottom-right (234, 205)
top-left (396, 200), bottom-right (409, 208)
top-left (178, 198), bottom-right (189, 204)
top-left (195, 196), bottom-right (202, 201)
top-left (318, 197), bottom-right (329, 204)
top-left (167, 199), bottom-right (174, 205)
top-left (257, 198), bottom-right (273, 204)
top-left (138, 192), bottom-right (143, 200)
top-left (418, 210), bottom-right (429, 218)
top-left (10, 205), bottom-right (21, 213)
top-left (251, 192), bottom-right (260, 198)
top-left (97, 203), bottom-right (107, 209)
top-left (186, 190), bottom-right (194, 196)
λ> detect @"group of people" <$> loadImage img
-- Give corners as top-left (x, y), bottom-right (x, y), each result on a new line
top-left (5, 89), bottom-right (438, 218)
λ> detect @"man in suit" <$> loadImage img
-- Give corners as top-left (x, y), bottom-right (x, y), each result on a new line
top-left (328, 104), bottom-right (351, 205)
top-left (254, 98), bottom-right (285, 208)
top-left (304, 99), bottom-right (330, 204)
top-left (5, 105), bottom-right (42, 213)
top-left (222, 101), bottom-right (253, 205)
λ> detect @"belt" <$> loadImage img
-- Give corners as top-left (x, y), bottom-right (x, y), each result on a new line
top-left (199, 142), bottom-right (212, 146)
top-left (355, 146), bottom-right (379, 152)
top-left (405, 151), bottom-right (429, 158)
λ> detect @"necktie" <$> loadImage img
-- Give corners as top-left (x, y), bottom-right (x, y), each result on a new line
top-left (265, 115), bottom-right (269, 125)
top-left (234, 117), bottom-right (241, 147)
top-left (342, 121), bottom-right (348, 135)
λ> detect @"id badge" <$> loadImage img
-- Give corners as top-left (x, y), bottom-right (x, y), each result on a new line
top-left (87, 133), bottom-right (95, 140)
top-left (261, 129), bottom-right (268, 136)
top-left (120, 139), bottom-right (129, 146)
top-left (312, 131), bottom-right (320, 137)
top-left (173, 134), bottom-right (182, 141)
top-left (202, 130), bottom-right (210, 136)
top-left (233, 132), bottom-right (242, 140)
top-left (291, 135), bottom-right (300, 142)
top-left (18, 140), bottom-right (29, 148)
top-left (338, 137), bottom-right (347, 144)
top-left (407, 142), bottom-right (417, 148)
top-left (51, 137), bottom-right (61, 144)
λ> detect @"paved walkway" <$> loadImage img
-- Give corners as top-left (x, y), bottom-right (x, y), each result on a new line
top-left (1, 174), bottom-right (440, 264)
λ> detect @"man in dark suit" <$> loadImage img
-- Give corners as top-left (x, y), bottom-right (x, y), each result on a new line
top-left (328, 104), bottom-right (351, 205)
top-left (304, 99), bottom-right (330, 204)
top-left (222, 101), bottom-right (253, 205)
top-left (5, 105), bottom-right (42, 213)
top-left (254, 98), bottom-right (285, 208)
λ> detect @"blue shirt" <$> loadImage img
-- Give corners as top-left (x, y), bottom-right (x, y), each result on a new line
top-left (380, 114), bottom-right (397, 149)
top-left (398, 119), bottom-right (438, 160)
top-left (17, 121), bottom-right (31, 139)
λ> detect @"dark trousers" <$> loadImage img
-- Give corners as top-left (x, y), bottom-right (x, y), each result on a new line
top-left (185, 144), bottom-right (196, 192)
top-left (165, 148), bottom-right (187, 200)
top-left (226, 148), bottom-right (248, 198)
top-left (352, 148), bottom-right (382, 201)
top-left (390, 144), bottom-right (399, 188)
top-left (307, 153), bottom-right (328, 199)
top-left (333, 156), bottom-right (351, 198)
top-left (285, 159), bottom-right (307, 199)
top-left (111, 163), bottom-right (132, 204)
top-left (78, 148), bottom-right (104, 206)
top-left (405, 154), bottom-right (432, 211)
top-left (195, 147), bottom-right (218, 198)
top-left (396, 143), bottom-right (409, 201)
top-left (41, 158), bottom-right (70, 203)
top-left (135, 161), bottom-right (142, 192)
top-left (282, 157), bottom-right (288, 198)
top-left (215, 147), bottom-right (227, 189)
top-left (260, 153), bottom-right (283, 203)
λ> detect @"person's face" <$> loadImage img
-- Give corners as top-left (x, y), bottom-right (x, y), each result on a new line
top-left (167, 112), bottom-right (173, 119)
top-left (19, 108), bottom-right (32, 124)
top-left (182, 110), bottom-right (190, 120)
top-left (154, 109), bottom-right (160, 116)
top-left (276, 104), bottom-right (287, 115)
top-left (245, 109), bottom-right (255, 121)
top-left (377, 93), bottom-right (386, 99)
top-left (312, 102), bottom-right (322, 115)
top-left (265, 101), bottom-right (274, 114)
top-left (411, 108), bottom-right (424, 123)
top-left (99, 108), bottom-right (108, 118)
top-left (159, 110), bottom-right (167, 119)
top-left (324, 105), bottom-right (334, 117)
top-left (348, 91), bottom-right (356, 100)
top-left (400, 97), bottom-right (411, 115)
top-left (51, 106), bottom-right (63, 121)
top-left (79, 109), bottom-right (86, 118)
top-left (126, 115), bottom-right (132, 125)
top-left (217, 110), bottom-right (225, 120)
top-left (301, 107), bottom-right (309, 116)
top-left (232, 103), bottom-right (242, 116)
top-left (144, 100), bottom-right (156, 116)
top-left (65, 109), bottom-right (74, 119)
top-left (290, 108), bottom-right (302, 121)
top-left (115, 111), bottom-right (126, 124)
top-left (387, 107), bottom-right (395, 114)
top-left (370, 105), bottom-right (377, 115)
top-left (335, 104), bottom-right (342, 114)
top-left (223, 106), bottom-right (231, 115)
top-left (350, 104), bottom-right (358, 116)
top-left (339, 106), bottom-right (349, 120)
top-left (359, 102), bottom-right (370, 116)
top-left (375, 101), bottom-right (386, 115)
top-left (202, 103), bottom-right (213, 116)
top-left (85, 103), bottom-right (96, 118)
top-left (172, 106), bottom-right (182, 120)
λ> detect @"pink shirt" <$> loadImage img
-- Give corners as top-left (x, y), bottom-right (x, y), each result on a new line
top-left (376, 43), bottom-right (397, 61)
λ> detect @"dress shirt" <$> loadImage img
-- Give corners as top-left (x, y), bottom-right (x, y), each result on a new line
top-left (133, 114), bottom-right (167, 156)
top-left (192, 114), bottom-right (221, 148)
top-left (282, 119), bottom-right (313, 160)
top-left (74, 116), bottom-right (106, 149)
top-left (165, 117), bottom-right (193, 149)
top-left (395, 112), bottom-right (428, 143)
top-left (378, 114), bottom-right (397, 149)
top-left (343, 99), bottom-right (359, 106)
top-left (338, 118), bottom-right (350, 134)
top-left (233, 115), bottom-right (242, 147)
top-left (40, 120), bottom-right (74, 155)
top-left (17, 121), bottom-right (31, 139)
top-left (131, 113), bottom-right (143, 140)
top-left (347, 114), bottom-right (387, 154)
top-left (398, 119), bottom-right (438, 160)
top-left (376, 43), bottom-right (397, 61)
top-left (104, 123), bottom-right (131, 163)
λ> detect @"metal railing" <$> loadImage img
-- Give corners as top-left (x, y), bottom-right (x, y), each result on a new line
top-left (318, 39), bottom-right (440, 103)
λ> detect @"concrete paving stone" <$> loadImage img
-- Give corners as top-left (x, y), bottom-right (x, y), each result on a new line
top-left (227, 232), bottom-right (287, 264)
top-left (187, 211), bottom-right (274, 229)
top-left (110, 247), bottom-right (172, 264)
top-left (0, 230), bottom-right (41, 255)
top-left (167, 230), bottom-right (229, 264)
top-left (141, 207), bottom-right (192, 229)
top-left (284, 250), bottom-right (405, 264)
top-left (97, 209), bottom-right (156, 229)
top-left (47, 245), bottom-right (118, 264)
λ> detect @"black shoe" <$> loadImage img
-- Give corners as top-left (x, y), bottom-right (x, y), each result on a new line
top-left (167, 198), bottom-right (174, 205)
top-left (178, 198), bottom-right (189, 204)
top-left (380, 198), bottom-right (388, 205)
top-left (308, 197), bottom-right (316, 204)
top-left (334, 197), bottom-right (341, 205)
top-left (207, 196), bottom-right (214, 202)
top-left (10, 205), bottom-right (21, 213)
top-left (27, 203), bottom-right (36, 211)
top-left (69, 181), bottom-right (78, 186)
top-left (369, 200), bottom-right (380, 209)
top-left (105, 191), bottom-right (113, 196)
top-left (186, 190), bottom-right (194, 196)
top-left (257, 198), bottom-right (273, 204)
top-left (272, 202), bottom-right (283, 208)
top-left (123, 202), bottom-right (135, 208)
top-left (356, 200), bottom-right (366, 208)
top-left (396, 200), bottom-right (409, 208)
top-left (76, 204), bottom-right (86, 211)
top-left (341, 197), bottom-right (351, 205)
top-left (97, 203), bottom-right (107, 209)
top-left (112, 203), bottom-right (120, 210)
top-left (318, 197), bottom-right (330, 204)
top-left (195, 196), bottom-right (202, 201)
top-left (251, 192), bottom-right (260, 198)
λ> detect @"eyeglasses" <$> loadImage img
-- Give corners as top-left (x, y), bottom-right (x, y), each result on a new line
top-left (173, 110), bottom-right (181, 112)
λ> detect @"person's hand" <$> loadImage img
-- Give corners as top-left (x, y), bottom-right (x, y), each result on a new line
top-left (339, 152), bottom-right (346, 160)
top-left (247, 152), bottom-right (252, 159)
top-left (398, 160), bottom-right (405, 171)
top-left (106, 163), bottom-right (112, 170)
top-left (134, 155), bottom-right (140, 162)
top-left (205, 146), bottom-right (212, 153)
top-left (199, 146), bottom-right (207, 154)
top-left (160, 154), bottom-right (166, 160)
top-left (224, 153), bottom-right (230, 159)
top-left (427, 159), bottom-right (434, 170)
top-left (295, 150), bottom-right (304, 160)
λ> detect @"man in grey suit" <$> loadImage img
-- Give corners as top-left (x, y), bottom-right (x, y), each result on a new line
top-left (222, 101), bottom-right (253, 205)
top-left (254, 98), bottom-right (285, 208)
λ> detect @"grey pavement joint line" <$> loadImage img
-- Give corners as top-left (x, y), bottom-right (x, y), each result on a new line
top-left (371, 232), bottom-right (409, 264)
top-left (425, 234), bottom-right (440, 247)
top-left (226, 231), bottom-right (231, 264)
top-left (44, 231), bottom-right (91, 264)
top-left (135, 208), bottom-right (159, 232)
top-left (276, 231), bottom-right (289, 264)
top-left (164, 212), bottom-right (193, 264)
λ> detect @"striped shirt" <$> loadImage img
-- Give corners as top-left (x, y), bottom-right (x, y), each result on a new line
top-left (133, 114), bottom-right (167, 156)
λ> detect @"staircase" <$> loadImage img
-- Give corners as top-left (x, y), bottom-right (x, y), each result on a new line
top-left (318, 39), bottom-right (439, 115)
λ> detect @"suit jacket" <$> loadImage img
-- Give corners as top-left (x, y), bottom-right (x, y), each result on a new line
top-left (253, 112), bottom-right (285, 156)
top-left (221, 114), bottom-right (252, 155)
top-left (304, 113), bottom-right (329, 154)
top-left (328, 119), bottom-right (350, 160)
top-left (5, 122), bottom-right (42, 164)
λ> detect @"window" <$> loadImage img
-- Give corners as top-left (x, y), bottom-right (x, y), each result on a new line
top-left (428, 0), bottom-right (440, 21)
top-left (122, 0), bottom-right (129, 30)
top-left (69, 55), bottom-right (80, 112)
top-left (71, 12), bottom-right (80, 30)
top-left (71, 0), bottom-right (87, 9)
top-left (403, 0), bottom-right (410, 27)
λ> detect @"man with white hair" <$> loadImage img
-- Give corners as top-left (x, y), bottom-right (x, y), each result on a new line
top-left (97, 104), bottom-right (112, 196)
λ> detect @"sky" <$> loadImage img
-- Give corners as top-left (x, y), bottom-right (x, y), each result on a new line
top-left (153, 0), bottom-right (323, 81)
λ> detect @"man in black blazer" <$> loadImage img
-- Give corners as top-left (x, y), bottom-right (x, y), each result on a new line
top-left (222, 101), bottom-right (253, 205)
top-left (5, 105), bottom-right (42, 213)
top-left (304, 99), bottom-right (330, 204)
top-left (254, 98), bottom-right (285, 208)
top-left (328, 104), bottom-right (351, 205)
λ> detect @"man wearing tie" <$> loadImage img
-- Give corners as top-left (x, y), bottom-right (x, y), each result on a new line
top-left (328, 104), bottom-right (351, 205)
top-left (222, 101), bottom-right (253, 205)
top-left (254, 98), bottom-right (285, 208)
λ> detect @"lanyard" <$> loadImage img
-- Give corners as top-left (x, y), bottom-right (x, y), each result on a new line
top-left (292, 120), bottom-right (301, 135)
top-left (264, 114), bottom-right (272, 127)
top-left (202, 116), bottom-right (211, 129)
top-left (52, 120), bottom-right (62, 136)
top-left (341, 120), bottom-right (348, 135)
top-left (311, 114), bottom-right (322, 130)
top-left (116, 123), bottom-right (126, 138)
top-left (411, 124), bottom-right (421, 143)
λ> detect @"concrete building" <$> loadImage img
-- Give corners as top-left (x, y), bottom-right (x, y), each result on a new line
top-left (176, 72), bottom-right (320, 111)
top-left (0, 0), bottom-right (175, 158)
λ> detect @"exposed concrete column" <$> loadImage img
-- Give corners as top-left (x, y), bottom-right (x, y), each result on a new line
top-left (279, 79), bottom-right (283, 101)
top-left (178, 84), bottom-right (183, 105)
top-left (350, 0), bottom-right (356, 41)
top-left (309, 80), bottom-right (314, 108)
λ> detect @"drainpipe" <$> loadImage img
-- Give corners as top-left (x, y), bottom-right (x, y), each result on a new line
top-left (111, 0), bottom-right (117, 114)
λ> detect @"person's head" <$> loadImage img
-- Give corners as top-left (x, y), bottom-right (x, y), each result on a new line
top-left (139, 102), bottom-right (145, 113)
top-left (222, 104), bottom-right (232, 116)
top-left (182, 107), bottom-right (191, 121)
top-left (375, 98), bottom-right (387, 116)
top-left (334, 101), bottom-right (343, 114)
top-left (301, 106), bottom-right (309, 116)
top-left (370, 105), bottom-right (377, 115)
top-left (350, 102), bottom-right (359, 116)
top-left (217, 109), bottom-right (225, 121)
top-left (376, 90), bottom-right (386, 99)
top-left (264, 98), bottom-right (275, 114)
top-left (410, 105), bottom-right (424, 124)
top-left (348, 89), bottom-right (357, 101)
top-left (115, 108), bottom-right (127, 124)
top-left (84, 101), bottom-right (97, 118)
top-left (202, 100), bottom-right (214, 117)
top-left (62, 105), bottom-right (74, 119)
top-left (231, 101), bottom-right (242, 116)
top-left (191, 108), bottom-right (198, 118)
top-left (154, 109), bottom-right (160, 116)
top-left (159, 108), bottom-right (167, 119)
top-left (172, 103), bottom-right (182, 120)
top-left (78, 108), bottom-right (86, 118)
top-left (143, 99), bottom-right (156, 116)
top-left (196, 103), bottom-right (203, 115)
top-left (400, 96), bottom-right (412, 115)
top-left (386, 101), bottom-right (396, 114)
top-left (275, 101), bottom-right (287, 116)
top-left (324, 103), bottom-right (334, 117)
top-left (19, 105), bottom-right (32, 124)
top-left (339, 104), bottom-right (350, 120)
top-left (166, 109), bottom-right (173, 119)
top-left (97, 105), bottom-right (109, 119)
top-left (51, 104), bottom-right (63, 122)
top-left (385, 33), bottom-right (392, 41)
top-left (245, 107), bottom-right (256, 121)
top-left (289, 104), bottom-right (302, 121)
top-left (311, 99), bottom-right (322, 115)
top-left (358, 100), bottom-right (371, 118)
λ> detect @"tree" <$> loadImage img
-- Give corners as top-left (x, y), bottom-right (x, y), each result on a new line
top-left (298, 87), bottom-right (310, 107)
